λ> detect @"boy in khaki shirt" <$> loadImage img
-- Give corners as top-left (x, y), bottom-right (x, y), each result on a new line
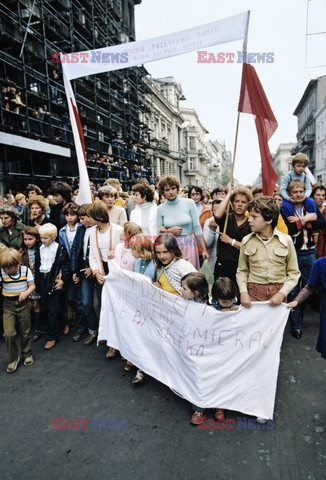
top-left (236, 197), bottom-right (300, 307)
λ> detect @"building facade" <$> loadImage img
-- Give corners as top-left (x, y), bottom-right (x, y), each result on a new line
top-left (315, 102), bottom-right (326, 183)
top-left (293, 75), bottom-right (326, 173)
top-left (181, 108), bottom-right (210, 187)
top-left (0, 0), bottom-right (151, 194)
top-left (139, 76), bottom-right (186, 183)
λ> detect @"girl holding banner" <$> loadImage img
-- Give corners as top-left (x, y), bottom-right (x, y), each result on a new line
top-left (153, 233), bottom-right (196, 294)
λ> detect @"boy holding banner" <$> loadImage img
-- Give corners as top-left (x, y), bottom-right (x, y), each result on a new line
top-left (236, 196), bottom-right (300, 308)
top-left (236, 196), bottom-right (300, 422)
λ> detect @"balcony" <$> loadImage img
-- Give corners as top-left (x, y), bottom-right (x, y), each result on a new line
top-left (302, 134), bottom-right (315, 145)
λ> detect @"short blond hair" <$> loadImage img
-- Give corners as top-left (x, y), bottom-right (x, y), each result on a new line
top-left (15, 193), bottom-right (25, 203)
top-left (38, 223), bottom-right (57, 238)
top-left (0, 247), bottom-right (22, 268)
top-left (123, 221), bottom-right (143, 237)
top-left (128, 234), bottom-right (153, 261)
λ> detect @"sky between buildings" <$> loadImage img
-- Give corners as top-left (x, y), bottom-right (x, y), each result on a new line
top-left (135, 0), bottom-right (326, 184)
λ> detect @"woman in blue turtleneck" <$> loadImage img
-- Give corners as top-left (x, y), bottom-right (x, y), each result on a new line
top-left (156, 176), bottom-right (208, 270)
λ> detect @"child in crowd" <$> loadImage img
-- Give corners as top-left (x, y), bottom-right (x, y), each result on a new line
top-left (35, 223), bottom-right (70, 350)
top-left (210, 277), bottom-right (238, 424)
top-left (70, 204), bottom-right (98, 346)
top-left (153, 233), bottom-right (197, 295)
top-left (123, 234), bottom-right (156, 383)
top-left (280, 153), bottom-right (312, 202)
top-left (181, 272), bottom-right (209, 304)
top-left (210, 277), bottom-right (239, 312)
top-left (0, 247), bottom-right (35, 373)
top-left (188, 276), bottom-right (238, 425)
top-left (130, 234), bottom-right (156, 281)
top-left (22, 227), bottom-right (43, 343)
top-left (114, 222), bottom-right (143, 272)
top-left (180, 272), bottom-right (211, 426)
top-left (59, 202), bottom-right (84, 337)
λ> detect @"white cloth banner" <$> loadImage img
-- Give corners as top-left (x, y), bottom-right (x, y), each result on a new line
top-left (99, 260), bottom-right (289, 420)
top-left (61, 11), bottom-right (249, 80)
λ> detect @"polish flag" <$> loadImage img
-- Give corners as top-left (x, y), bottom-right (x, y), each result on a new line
top-left (63, 72), bottom-right (92, 205)
top-left (238, 62), bottom-right (278, 196)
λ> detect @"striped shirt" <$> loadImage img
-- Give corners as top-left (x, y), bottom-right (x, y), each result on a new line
top-left (0, 266), bottom-right (34, 297)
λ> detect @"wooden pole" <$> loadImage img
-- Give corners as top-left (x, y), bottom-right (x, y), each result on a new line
top-left (223, 109), bottom-right (241, 234)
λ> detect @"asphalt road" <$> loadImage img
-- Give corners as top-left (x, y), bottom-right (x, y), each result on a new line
top-left (0, 306), bottom-right (324, 480)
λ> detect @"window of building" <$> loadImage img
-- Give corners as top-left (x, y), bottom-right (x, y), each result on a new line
top-left (189, 157), bottom-right (196, 170)
top-left (189, 137), bottom-right (196, 151)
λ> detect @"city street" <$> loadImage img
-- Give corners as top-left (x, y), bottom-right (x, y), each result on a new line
top-left (0, 307), bottom-right (324, 480)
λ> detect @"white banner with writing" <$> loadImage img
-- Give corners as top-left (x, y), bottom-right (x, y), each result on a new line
top-left (61, 11), bottom-right (249, 80)
top-left (61, 11), bottom-right (249, 205)
top-left (99, 260), bottom-right (289, 420)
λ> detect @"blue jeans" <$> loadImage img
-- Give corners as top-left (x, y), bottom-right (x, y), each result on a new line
top-left (288, 249), bottom-right (316, 331)
top-left (81, 275), bottom-right (98, 334)
top-left (66, 279), bottom-right (87, 335)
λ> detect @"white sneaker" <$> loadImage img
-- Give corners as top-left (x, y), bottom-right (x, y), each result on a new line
top-left (7, 356), bottom-right (20, 373)
top-left (24, 356), bottom-right (34, 366)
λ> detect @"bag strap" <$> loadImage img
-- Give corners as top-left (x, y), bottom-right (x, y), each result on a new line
top-left (95, 227), bottom-right (105, 276)
top-left (95, 224), bottom-right (113, 276)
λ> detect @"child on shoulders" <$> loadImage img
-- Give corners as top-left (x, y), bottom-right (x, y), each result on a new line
top-left (280, 153), bottom-right (312, 202)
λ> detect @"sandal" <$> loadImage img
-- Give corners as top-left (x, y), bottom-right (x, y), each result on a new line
top-left (106, 347), bottom-right (117, 358)
top-left (132, 370), bottom-right (145, 384)
top-left (190, 411), bottom-right (206, 426)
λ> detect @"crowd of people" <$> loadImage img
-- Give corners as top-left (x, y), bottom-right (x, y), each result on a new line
top-left (0, 152), bottom-right (325, 426)
top-left (1, 82), bottom-right (154, 187)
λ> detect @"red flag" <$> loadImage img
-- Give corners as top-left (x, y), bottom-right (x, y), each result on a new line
top-left (238, 62), bottom-right (278, 196)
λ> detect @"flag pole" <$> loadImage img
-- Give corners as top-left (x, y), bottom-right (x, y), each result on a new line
top-left (223, 108), bottom-right (241, 234)
top-left (223, 12), bottom-right (250, 234)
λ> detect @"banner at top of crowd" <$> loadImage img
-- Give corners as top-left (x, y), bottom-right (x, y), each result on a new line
top-left (61, 11), bottom-right (249, 80)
